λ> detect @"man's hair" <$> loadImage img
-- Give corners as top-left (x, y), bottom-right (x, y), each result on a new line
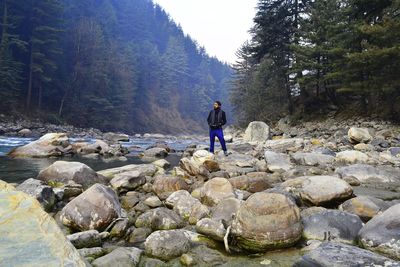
top-left (215, 101), bottom-right (222, 106)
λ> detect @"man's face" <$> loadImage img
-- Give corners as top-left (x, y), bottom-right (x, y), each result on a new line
top-left (213, 103), bottom-right (219, 109)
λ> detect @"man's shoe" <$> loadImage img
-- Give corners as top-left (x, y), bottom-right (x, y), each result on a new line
top-left (224, 151), bottom-right (229, 156)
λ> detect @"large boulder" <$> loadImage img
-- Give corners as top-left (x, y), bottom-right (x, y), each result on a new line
top-left (231, 192), bottom-right (302, 252)
top-left (228, 175), bottom-right (271, 193)
top-left (264, 151), bottom-right (292, 172)
top-left (145, 230), bottom-right (191, 261)
top-left (67, 230), bottom-right (102, 249)
top-left (348, 127), bottom-right (372, 144)
top-left (135, 207), bottom-right (184, 230)
top-left (358, 204), bottom-right (400, 260)
top-left (336, 150), bottom-right (369, 164)
top-left (211, 197), bottom-right (242, 225)
top-left (179, 150), bottom-right (214, 176)
top-left (8, 133), bottom-right (71, 158)
top-left (0, 180), bottom-right (87, 266)
top-left (195, 218), bottom-right (226, 241)
top-left (243, 121), bottom-right (270, 143)
top-left (60, 184), bottom-right (121, 231)
top-left (16, 178), bottom-right (56, 211)
top-left (97, 164), bottom-right (157, 180)
top-left (152, 175), bottom-right (190, 200)
top-left (292, 152), bottom-right (335, 167)
top-left (302, 210), bottom-right (363, 244)
top-left (336, 164), bottom-right (400, 184)
top-left (200, 178), bottom-right (235, 206)
top-left (294, 242), bottom-right (399, 267)
top-left (143, 147), bottom-right (168, 158)
top-left (264, 138), bottom-right (304, 153)
top-left (37, 161), bottom-right (107, 189)
top-left (110, 170), bottom-right (146, 192)
top-left (339, 196), bottom-right (390, 222)
top-left (103, 132), bottom-right (130, 142)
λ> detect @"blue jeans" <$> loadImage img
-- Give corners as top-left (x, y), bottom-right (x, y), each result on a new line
top-left (209, 128), bottom-right (227, 153)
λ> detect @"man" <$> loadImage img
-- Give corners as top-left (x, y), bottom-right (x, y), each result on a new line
top-left (207, 101), bottom-right (228, 156)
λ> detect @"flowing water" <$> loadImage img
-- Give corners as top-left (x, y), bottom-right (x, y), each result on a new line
top-left (0, 135), bottom-right (204, 184)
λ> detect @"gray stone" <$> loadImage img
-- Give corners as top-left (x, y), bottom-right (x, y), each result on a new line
top-left (145, 230), bottom-right (191, 261)
top-left (264, 138), bottom-right (304, 153)
top-left (92, 247), bottom-right (142, 267)
top-left (103, 132), bottom-right (130, 142)
top-left (60, 184), bottom-right (121, 231)
top-left (67, 230), bottom-right (102, 249)
top-left (110, 170), bottom-right (146, 192)
top-left (336, 150), bottom-right (369, 164)
top-left (135, 207), bottom-right (184, 230)
top-left (294, 242), bottom-right (399, 267)
top-left (264, 151), bottom-right (292, 172)
top-left (358, 203), bottom-right (400, 260)
top-left (200, 178), bottom-right (235, 206)
top-left (128, 227), bottom-right (152, 244)
top-left (78, 247), bottom-right (106, 259)
top-left (110, 218), bottom-right (130, 238)
top-left (339, 196), bottom-right (390, 221)
top-left (302, 210), bottom-right (363, 244)
top-left (97, 164), bottom-right (157, 180)
top-left (292, 152), bottom-right (335, 167)
top-left (336, 164), bottom-right (400, 184)
top-left (152, 175), bottom-right (189, 200)
top-left (143, 147), bottom-right (168, 158)
top-left (243, 121), bottom-right (270, 142)
top-left (16, 178), bottom-right (56, 212)
top-left (348, 127), bottom-right (372, 144)
top-left (143, 196), bottom-right (162, 208)
top-left (195, 218), bottom-right (226, 241)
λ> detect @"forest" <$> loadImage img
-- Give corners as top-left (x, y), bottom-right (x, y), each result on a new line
top-left (231, 0), bottom-right (400, 126)
top-left (0, 0), bottom-right (232, 133)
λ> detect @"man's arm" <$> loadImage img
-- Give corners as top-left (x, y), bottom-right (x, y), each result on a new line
top-left (221, 111), bottom-right (227, 126)
top-left (207, 111), bottom-right (212, 126)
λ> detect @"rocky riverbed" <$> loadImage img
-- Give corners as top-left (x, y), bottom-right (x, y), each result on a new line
top-left (1, 117), bottom-right (400, 266)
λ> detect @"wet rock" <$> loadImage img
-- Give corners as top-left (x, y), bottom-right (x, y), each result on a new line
top-left (60, 183), bottom-right (121, 231)
top-left (37, 161), bottom-right (107, 189)
top-left (348, 127), bottom-right (372, 144)
top-left (145, 230), bottom-right (191, 261)
top-left (180, 245), bottom-right (227, 266)
top-left (8, 133), bottom-right (71, 158)
top-left (0, 180), bottom-right (87, 266)
top-left (16, 178), bottom-right (56, 212)
top-left (92, 247), bottom-right (142, 267)
top-left (103, 132), bottom-right (130, 142)
top-left (302, 210), bottom-right (363, 244)
top-left (200, 178), bottom-right (235, 206)
top-left (294, 242), bottom-right (399, 267)
top-left (243, 121), bottom-right (270, 142)
top-left (339, 196), bottom-right (389, 222)
top-left (264, 151), bottom-right (292, 172)
top-left (152, 159), bottom-right (170, 169)
top-left (358, 203), bottom-right (400, 260)
top-left (18, 128), bottom-right (32, 137)
top-left (143, 147), bottom-right (168, 158)
top-left (231, 192), bottom-right (302, 252)
top-left (135, 207), bottom-right (184, 230)
top-left (196, 218), bottom-right (226, 241)
top-left (67, 230), bottom-right (102, 249)
top-left (152, 175), bottom-right (189, 200)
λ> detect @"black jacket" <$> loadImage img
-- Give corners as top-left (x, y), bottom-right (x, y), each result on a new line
top-left (207, 108), bottom-right (226, 129)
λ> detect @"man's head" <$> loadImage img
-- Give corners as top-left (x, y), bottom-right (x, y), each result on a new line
top-left (213, 101), bottom-right (222, 110)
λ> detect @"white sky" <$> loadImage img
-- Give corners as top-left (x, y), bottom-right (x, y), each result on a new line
top-left (152, 0), bottom-right (258, 64)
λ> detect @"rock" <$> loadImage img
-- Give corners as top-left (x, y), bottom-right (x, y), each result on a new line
top-left (103, 132), bottom-right (130, 142)
top-left (358, 203), bottom-right (400, 260)
top-left (389, 147), bottom-right (400, 157)
top-left (354, 143), bottom-right (374, 151)
top-left (212, 197), bottom-right (242, 225)
top-left (339, 196), bottom-right (390, 222)
top-left (336, 164), bottom-right (400, 184)
top-left (243, 121), bottom-right (270, 142)
top-left (145, 230), bottom-right (191, 261)
top-left (165, 190), bottom-right (209, 224)
top-left (92, 247), bottom-right (142, 267)
top-left (110, 170), bottom-right (146, 192)
top-left (294, 242), bottom-right (400, 267)
top-left (292, 152), bottom-right (335, 167)
top-left (224, 134), bottom-right (233, 143)
top-left (67, 230), bottom-right (102, 249)
top-left (264, 138), bottom-right (304, 153)
top-left (231, 192), bottom-right (302, 252)
top-left (336, 150), bottom-right (369, 164)
top-left (18, 128), bottom-right (32, 137)
top-left (110, 218), bottom-right (130, 238)
top-left (203, 159), bottom-right (220, 172)
top-left (135, 207), bottom-right (184, 230)
top-left (140, 257), bottom-right (166, 267)
top-left (8, 133), bottom-right (71, 158)
top-left (302, 210), bottom-right (363, 244)
top-left (348, 127), bottom-right (372, 144)
top-left (60, 183), bottom-right (121, 231)
top-left (0, 180), bottom-right (87, 266)
top-left (78, 247), bottom-right (106, 259)
top-left (128, 227), bottom-right (152, 245)
top-left (97, 164), bottom-right (157, 180)
top-left (16, 178), bottom-right (56, 211)
top-left (200, 178), bottom-right (235, 206)
top-left (37, 161), bottom-right (107, 189)
top-left (152, 159), bottom-right (170, 169)
top-left (120, 192), bottom-right (140, 210)
top-left (281, 176), bottom-right (353, 206)
top-left (143, 147), bottom-right (168, 158)
top-left (264, 151), bottom-right (292, 172)
top-left (143, 196), bottom-right (162, 208)
top-left (228, 175), bottom-right (271, 193)
top-left (195, 218), bottom-right (226, 241)
top-left (180, 245), bottom-right (227, 266)
top-left (179, 157), bottom-right (209, 177)
top-left (152, 175), bottom-right (189, 200)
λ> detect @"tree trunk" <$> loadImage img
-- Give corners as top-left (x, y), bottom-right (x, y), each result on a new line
top-left (26, 47), bottom-right (33, 110)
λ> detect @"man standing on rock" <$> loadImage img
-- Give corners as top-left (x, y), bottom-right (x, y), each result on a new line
top-left (207, 101), bottom-right (228, 156)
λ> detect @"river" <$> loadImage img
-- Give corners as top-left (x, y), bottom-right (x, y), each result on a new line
top-left (0, 135), bottom-right (205, 184)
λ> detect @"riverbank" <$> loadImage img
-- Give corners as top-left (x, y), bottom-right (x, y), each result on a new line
top-left (1, 117), bottom-right (400, 266)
